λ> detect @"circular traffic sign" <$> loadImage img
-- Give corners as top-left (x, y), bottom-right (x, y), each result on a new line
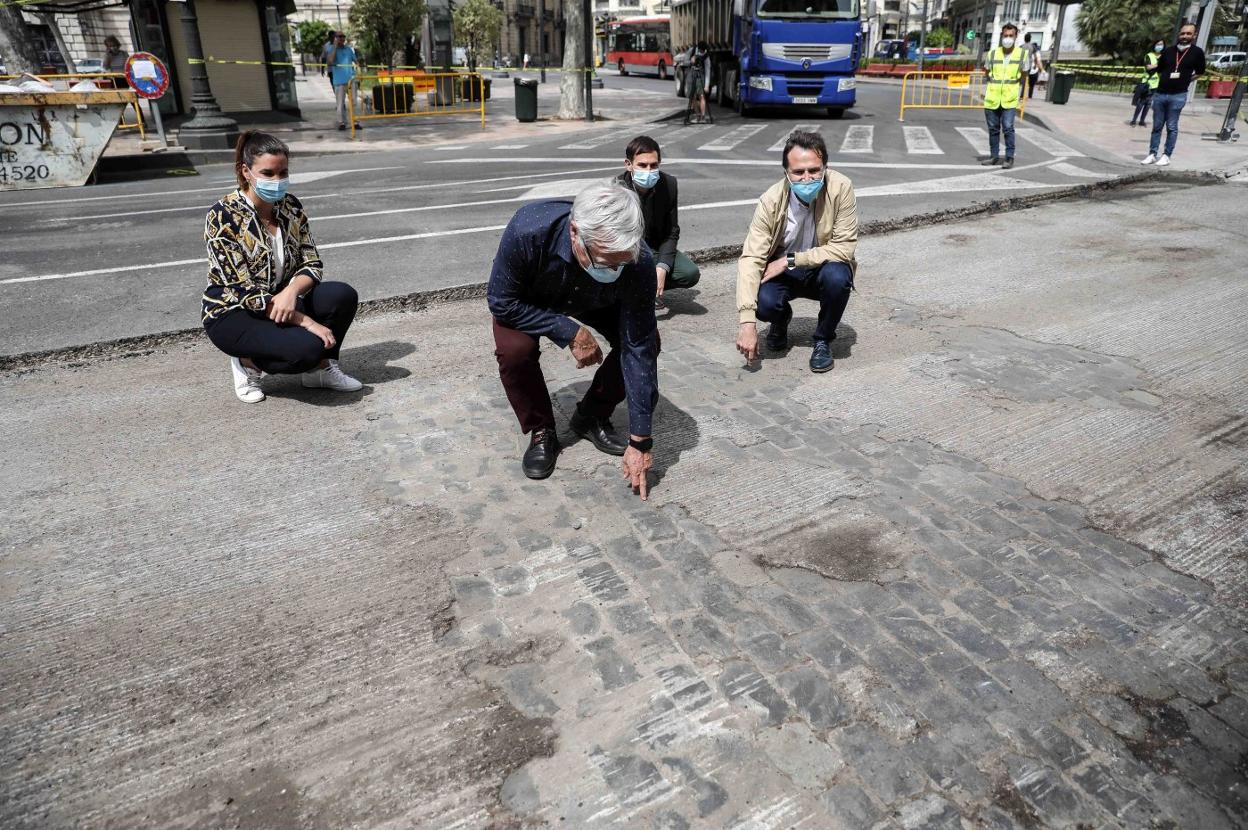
top-left (125, 52), bottom-right (170, 100)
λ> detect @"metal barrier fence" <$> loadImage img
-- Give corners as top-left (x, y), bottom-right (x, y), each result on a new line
top-left (1, 72), bottom-right (145, 138)
top-left (347, 71), bottom-right (486, 138)
top-left (899, 70), bottom-right (1027, 122)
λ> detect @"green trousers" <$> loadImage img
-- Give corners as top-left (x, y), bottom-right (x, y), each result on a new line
top-left (663, 250), bottom-right (702, 290)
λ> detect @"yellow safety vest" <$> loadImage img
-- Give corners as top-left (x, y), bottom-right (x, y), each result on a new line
top-left (1142, 52), bottom-right (1160, 90)
top-left (983, 46), bottom-right (1025, 109)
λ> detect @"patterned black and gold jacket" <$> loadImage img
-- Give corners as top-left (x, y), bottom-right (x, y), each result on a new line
top-left (201, 189), bottom-right (324, 325)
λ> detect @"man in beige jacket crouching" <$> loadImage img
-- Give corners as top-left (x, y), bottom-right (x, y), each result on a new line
top-left (735, 130), bottom-right (858, 373)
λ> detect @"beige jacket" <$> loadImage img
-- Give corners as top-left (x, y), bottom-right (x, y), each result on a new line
top-left (736, 171), bottom-right (858, 324)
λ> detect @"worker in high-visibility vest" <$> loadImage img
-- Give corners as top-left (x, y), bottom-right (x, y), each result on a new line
top-left (980, 24), bottom-right (1026, 170)
top-left (1130, 38), bottom-right (1164, 128)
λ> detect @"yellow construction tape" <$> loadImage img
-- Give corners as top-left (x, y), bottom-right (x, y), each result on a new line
top-left (1053, 63), bottom-right (1242, 82)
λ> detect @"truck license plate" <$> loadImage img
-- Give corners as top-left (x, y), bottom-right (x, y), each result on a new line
top-left (791, 96), bottom-right (818, 104)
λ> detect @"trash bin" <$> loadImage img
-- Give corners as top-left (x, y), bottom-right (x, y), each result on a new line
top-left (514, 77), bottom-right (538, 122)
top-left (1050, 70), bottom-right (1075, 105)
top-left (372, 83), bottom-right (415, 114)
top-left (461, 76), bottom-right (492, 101)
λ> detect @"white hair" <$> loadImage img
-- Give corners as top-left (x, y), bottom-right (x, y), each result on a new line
top-left (571, 182), bottom-right (645, 259)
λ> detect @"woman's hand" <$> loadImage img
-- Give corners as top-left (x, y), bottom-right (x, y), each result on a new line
top-left (267, 286), bottom-right (299, 324)
top-left (303, 320), bottom-right (336, 350)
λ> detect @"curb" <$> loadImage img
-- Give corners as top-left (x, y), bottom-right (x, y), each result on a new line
top-left (0, 171), bottom-right (1186, 374)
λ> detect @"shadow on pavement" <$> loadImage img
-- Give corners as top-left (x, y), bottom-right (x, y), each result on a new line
top-left (263, 339), bottom-right (414, 406)
top-left (760, 321), bottom-right (858, 361)
top-left (657, 288), bottom-right (708, 318)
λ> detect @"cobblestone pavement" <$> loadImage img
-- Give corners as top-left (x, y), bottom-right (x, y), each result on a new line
top-left (2, 178), bottom-right (1246, 827)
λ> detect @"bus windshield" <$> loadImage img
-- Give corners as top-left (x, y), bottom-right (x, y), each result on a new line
top-left (756, 0), bottom-right (859, 19)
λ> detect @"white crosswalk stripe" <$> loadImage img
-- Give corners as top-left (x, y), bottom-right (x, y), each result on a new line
top-left (956, 127), bottom-right (991, 156)
top-left (662, 124), bottom-right (715, 144)
top-left (1049, 162), bottom-right (1102, 178)
top-left (1016, 128), bottom-right (1084, 157)
top-left (491, 144), bottom-right (529, 150)
top-left (767, 124), bottom-right (821, 152)
top-left (902, 126), bottom-right (944, 155)
top-left (699, 124), bottom-right (767, 151)
top-left (839, 125), bottom-right (874, 153)
top-left (560, 131), bottom-right (631, 150)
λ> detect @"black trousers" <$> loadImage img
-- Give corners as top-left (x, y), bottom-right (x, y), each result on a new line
top-left (205, 281), bottom-right (358, 374)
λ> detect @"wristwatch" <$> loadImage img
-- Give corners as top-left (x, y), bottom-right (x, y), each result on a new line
top-left (628, 437), bottom-right (654, 452)
top-left (786, 252), bottom-right (796, 269)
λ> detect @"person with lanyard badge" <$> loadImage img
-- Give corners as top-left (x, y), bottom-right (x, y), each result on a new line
top-left (735, 130), bottom-right (857, 374)
top-left (202, 131), bottom-right (362, 403)
top-left (1131, 38), bottom-right (1164, 127)
top-left (980, 24), bottom-right (1025, 170)
top-left (615, 135), bottom-right (700, 310)
top-left (329, 31), bottom-right (362, 131)
top-left (1142, 23), bottom-right (1206, 167)
top-left (487, 183), bottom-right (659, 495)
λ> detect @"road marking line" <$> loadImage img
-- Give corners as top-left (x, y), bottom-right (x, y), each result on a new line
top-left (956, 127), bottom-right (990, 157)
top-left (435, 145), bottom-right (469, 151)
top-left (662, 124), bottom-right (714, 143)
top-left (427, 156), bottom-right (1059, 171)
top-left (839, 125), bottom-right (874, 153)
top-left (491, 144), bottom-right (530, 149)
top-left (1016, 128), bottom-right (1085, 157)
top-left (560, 131), bottom-right (630, 150)
top-left (698, 124), bottom-right (767, 151)
top-left (1049, 161), bottom-right (1103, 178)
top-left (903, 126), bottom-right (943, 155)
top-left (767, 124), bottom-right (821, 153)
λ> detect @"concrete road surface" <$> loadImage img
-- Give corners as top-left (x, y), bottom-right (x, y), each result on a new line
top-left (0, 83), bottom-right (1132, 358)
top-left (2, 177), bottom-right (1245, 827)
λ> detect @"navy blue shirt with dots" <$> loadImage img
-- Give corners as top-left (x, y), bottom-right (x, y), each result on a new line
top-left (487, 200), bottom-right (659, 436)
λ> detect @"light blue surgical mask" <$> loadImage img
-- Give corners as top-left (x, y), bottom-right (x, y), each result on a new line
top-left (252, 176), bottom-right (289, 203)
top-left (791, 178), bottom-right (823, 204)
top-left (585, 262), bottom-right (624, 283)
top-left (1155, 44), bottom-right (1164, 53)
top-left (632, 169), bottom-right (659, 189)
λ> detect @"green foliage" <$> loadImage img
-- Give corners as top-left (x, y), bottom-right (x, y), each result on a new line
top-left (926, 27), bottom-right (954, 48)
top-left (453, 0), bottom-right (504, 59)
top-left (1075, 0), bottom-right (1173, 61)
top-left (349, 0), bottom-right (427, 66)
top-left (293, 19), bottom-right (335, 55)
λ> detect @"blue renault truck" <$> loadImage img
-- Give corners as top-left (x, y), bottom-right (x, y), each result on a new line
top-left (671, 0), bottom-right (862, 117)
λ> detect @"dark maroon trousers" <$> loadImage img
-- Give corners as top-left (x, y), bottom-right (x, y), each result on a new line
top-left (492, 311), bottom-right (657, 434)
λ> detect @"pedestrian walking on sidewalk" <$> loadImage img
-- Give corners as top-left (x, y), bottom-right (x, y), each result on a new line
top-left (1131, 38), bottom-right (1164, 127)
top-left (329, 31), bottom-right (362, 131)
top-left (202, 131), bottom-right (362, 404)
top-left (1021, 33), bottom-right (1044, 100)
top-left (488, 183), bottom-right (659, 495)
top-left (615, 135), bottom-right (700, 310)
top-left (1142, 23), bottom-right (1206, 167)
top-left (980, 24), bottom-right (1025, 169)
top-left (736, 130), bottom-right (857, 374)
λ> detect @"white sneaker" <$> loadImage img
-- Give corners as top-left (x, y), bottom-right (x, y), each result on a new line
top-left (301, 360), bottom-right (363, 392)
top-left (1156, 154), bottom-right (1171, 167)
top-left (1141, 154), bottom-right (1156, 165)
top-left (230, 357), bottom-right (265, 403)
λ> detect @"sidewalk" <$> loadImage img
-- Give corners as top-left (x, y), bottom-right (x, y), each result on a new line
top-left (1024, 89), bottom-right (1248, 175)
top-left (2, 180), bottom-right (1245, 827)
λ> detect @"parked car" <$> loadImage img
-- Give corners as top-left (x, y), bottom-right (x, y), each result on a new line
top-left (1208, 51), bottom-right (1245, 71)
top-left (75, 58), bottom-right (106, 73)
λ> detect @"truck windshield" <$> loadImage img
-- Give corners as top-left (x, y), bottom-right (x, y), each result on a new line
top-left (757, 0), bottom-right (859, 19)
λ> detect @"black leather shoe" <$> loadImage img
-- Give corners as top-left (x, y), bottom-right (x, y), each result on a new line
top-left (1002, 157), bottom-right (1014, 169)
top-left (809, 339), bottom-right (834, 373)
top-left (522, 428), bottom-right (560, 479)
top-left (570, 409), bottom-right (627, 456)
top-left (765, 306), bottom-right (792, 351)
top-left (981, 157), bottom-right (1002, 166)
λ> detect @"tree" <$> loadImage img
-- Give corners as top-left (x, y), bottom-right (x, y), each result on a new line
top-left (927, 27), bottom-right (954, 48)
top-left (452, 0), bottom-right (503, 72)
top-left (1076, 0), bottom-right (1173, 61)
top-left (0, 7), bottom-right (45, 75)
top-left (349, 0), bottom-right (426, 68)
top-left (559, 0), bottom-right (587, 119)
top-left (294, 19), bottom-right (335, 57)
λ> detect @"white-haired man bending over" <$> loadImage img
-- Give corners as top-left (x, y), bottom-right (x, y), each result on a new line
top-left (487, 183), bottom-right (660, 497)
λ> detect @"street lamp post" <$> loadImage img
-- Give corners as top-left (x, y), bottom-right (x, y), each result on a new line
top-left (176, 0), bottom-right (240, 150)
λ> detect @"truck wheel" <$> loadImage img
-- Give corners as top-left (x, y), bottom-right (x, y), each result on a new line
top-left (657, 61), bottom-right (667, 80)
top-left (618, 59), bottom-right (628, 76)
top-left (826, 107), bottom-right (845, 119)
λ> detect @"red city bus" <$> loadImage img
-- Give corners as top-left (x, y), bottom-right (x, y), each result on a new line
top-left (606, 16), bottom-right (674, 80)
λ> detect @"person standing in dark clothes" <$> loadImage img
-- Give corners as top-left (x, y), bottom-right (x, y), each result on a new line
top-left (615, 135), bottom-right (700, 309)
top-left (1142, 23), bottom-right (1206, 167)
top-left (488, 183), bottom-right (659, 497)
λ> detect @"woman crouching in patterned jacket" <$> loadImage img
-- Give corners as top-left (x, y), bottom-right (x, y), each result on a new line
top-left (201, 130), bottom-right (361, 403)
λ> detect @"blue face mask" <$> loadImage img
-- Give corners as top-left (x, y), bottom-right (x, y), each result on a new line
top-left (251, 176), bottom-right (289, 203)
top-left (791, 178), bottom-right (824, 204)
top-left (585, 263), bottom-right (624, 283)
top-left (1155, 44), bottom-right (1164, 53)
top-left (632, 169), bottom-right (659, 189)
